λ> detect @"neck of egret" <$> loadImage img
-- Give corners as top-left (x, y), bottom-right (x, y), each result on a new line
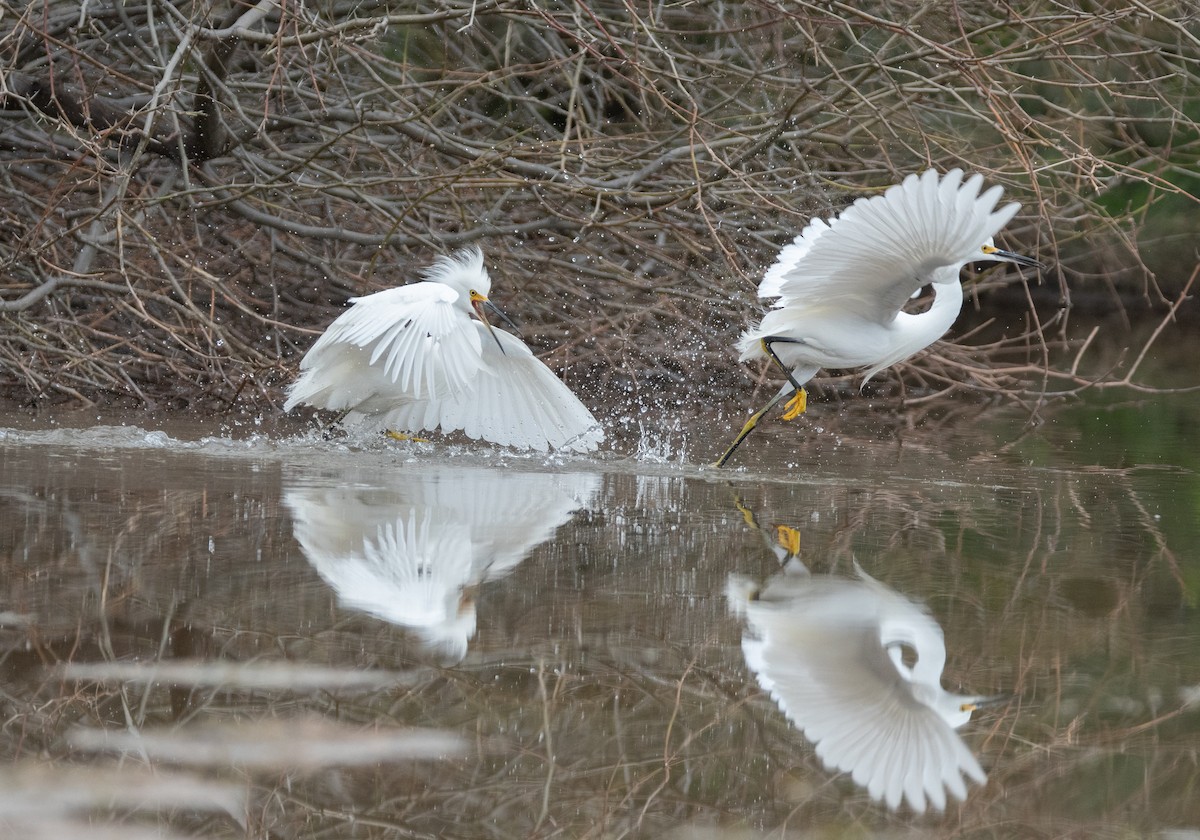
top-left (860, 279), bottom-right (964, 385)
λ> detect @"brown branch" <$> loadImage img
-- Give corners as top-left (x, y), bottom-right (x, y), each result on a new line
top-left (1, 71), bottom-right (182, 160)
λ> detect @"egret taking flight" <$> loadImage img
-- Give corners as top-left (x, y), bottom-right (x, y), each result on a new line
top-left (284, 247), bottom-right (604, 453)
top-left (715, 168), bottom-right (1042, 467)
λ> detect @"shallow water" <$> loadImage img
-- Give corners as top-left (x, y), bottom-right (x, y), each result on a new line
top-left (1, 398), bottom-right (1199, 838)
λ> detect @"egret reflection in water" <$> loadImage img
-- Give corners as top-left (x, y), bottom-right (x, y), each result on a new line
top-left (285, 465), bottom-right (600, 662)
top-left (728, 512), bottom-right (990, 813)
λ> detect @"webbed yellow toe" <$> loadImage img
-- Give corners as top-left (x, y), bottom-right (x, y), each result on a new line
top-left (781, 389), bottom-right (807, 421)
top-left (774, 524), bottom-right (801, 557)
top-left (386, 430), bottom-right (431, 443)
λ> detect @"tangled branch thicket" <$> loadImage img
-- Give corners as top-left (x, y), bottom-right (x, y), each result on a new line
top-left (0, 0), bottom-right (1197, 415)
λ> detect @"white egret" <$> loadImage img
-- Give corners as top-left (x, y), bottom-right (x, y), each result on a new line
top-left (727, 561), bottom-right (992, 813)
top-left (715, 168), bottom-right (1042, 466)
top-left (284, 247), bottom-right (604, 453)
top-left (285, 465), bottom-right (601, 662)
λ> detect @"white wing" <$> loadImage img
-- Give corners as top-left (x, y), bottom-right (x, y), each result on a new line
top-left (762, 637), bottom-right (985, 812)
top-left (285, 465), bottom-right (599, 659)
top-left (287, 490), bottom-right (477, 659)
top-left (773, 168), bottom-right (1021, 325)
top-left (741, 578), bottom-right (985, 813)
top-left (369, 325), bottom-right (604, 452)
top-left (399, 468), bottom-right (601, 574)
top-left (284, 282), bottom-right (483, 411)
top-left (758, 217), bottom-right (831, 300)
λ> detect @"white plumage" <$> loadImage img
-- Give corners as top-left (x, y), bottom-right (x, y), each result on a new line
top-left (728, 562), bottom-right (989, 813)
top-left (716, 168), bottom-right (1040, 466)
top-left (285, 465), bottom-right (601, 662)
top-left (284, 247), bottom-right (604, 453)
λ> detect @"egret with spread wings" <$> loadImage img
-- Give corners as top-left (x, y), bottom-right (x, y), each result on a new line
top-left (284, 247), bottom-right (604, 453)
top-left (715, 169), bottom-right (1041, 467)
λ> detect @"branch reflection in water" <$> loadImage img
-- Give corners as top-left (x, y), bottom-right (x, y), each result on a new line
top-left (728, 509), bottom-right (997, 814)
top-left (284, 463), bottom-right (601, 663)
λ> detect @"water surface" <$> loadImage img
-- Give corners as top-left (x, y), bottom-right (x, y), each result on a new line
top-left (1, 401), bottom-right (1198, 837)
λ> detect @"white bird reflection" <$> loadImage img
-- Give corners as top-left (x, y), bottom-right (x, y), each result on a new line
top-left (728, 527), bottom-right (989, 812)
top-left (285, 465), bottom-right (599, 662)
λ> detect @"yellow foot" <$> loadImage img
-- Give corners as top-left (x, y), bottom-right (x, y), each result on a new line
top-left (774, 525), bottom-right (801, 558)
top-left (781, 389), bottom-right (807, 421)
top-left (386, 430), bottom-right (430, 443)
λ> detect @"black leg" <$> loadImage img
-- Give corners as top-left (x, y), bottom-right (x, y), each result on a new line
top-left (761, 336), bottom-right (809, 393)
top-left (713, 386), bottom-right (792, 467)
top-left (714, 336), bottom-right (813, 467)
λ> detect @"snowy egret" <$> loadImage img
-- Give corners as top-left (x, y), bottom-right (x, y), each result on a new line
top-left (284, 247), bottom-right (604, 453)
top-left (285, 465), bottom-right (600, 662)
top-left (715, 168), bottom-right (1042, 467)
top-left (727, 561), bottom-right (992, 813)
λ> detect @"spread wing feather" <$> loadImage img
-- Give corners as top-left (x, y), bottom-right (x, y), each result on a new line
top-left (744, 582), bottom-right (985, 813)
top-left (285, 283), bottom-right (483, 410)
top-left (359, 326), bottom-right (604, 453)
top-left (769, 169), bottom-right (1020, 324)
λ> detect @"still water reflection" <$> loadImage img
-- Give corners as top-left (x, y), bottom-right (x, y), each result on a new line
top-left (1, 413), bottom-right (1199, 837)
top-left (285, 465), bottom-right (600, 662)
top-left (728, 551), bottom-right (988, 815)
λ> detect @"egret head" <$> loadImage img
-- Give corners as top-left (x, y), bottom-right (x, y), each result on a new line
top-left (932, 690), bottom-right (1010, 729)
top-left (413, 600), bottom-right (477, 666)
top-left (935, 694), bottom-right (981, 729)
top-left (424, 247), bottom-right (518, 353)
top-left (978, 238), bottom-right (1043, 269)
top-left (469, 288), bottom-right (518, 355)
top-left (424, 247), bottom-right (491, 302)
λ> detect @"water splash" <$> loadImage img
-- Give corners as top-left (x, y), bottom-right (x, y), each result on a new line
top-left (632, 416), bottom-right (689, 464)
